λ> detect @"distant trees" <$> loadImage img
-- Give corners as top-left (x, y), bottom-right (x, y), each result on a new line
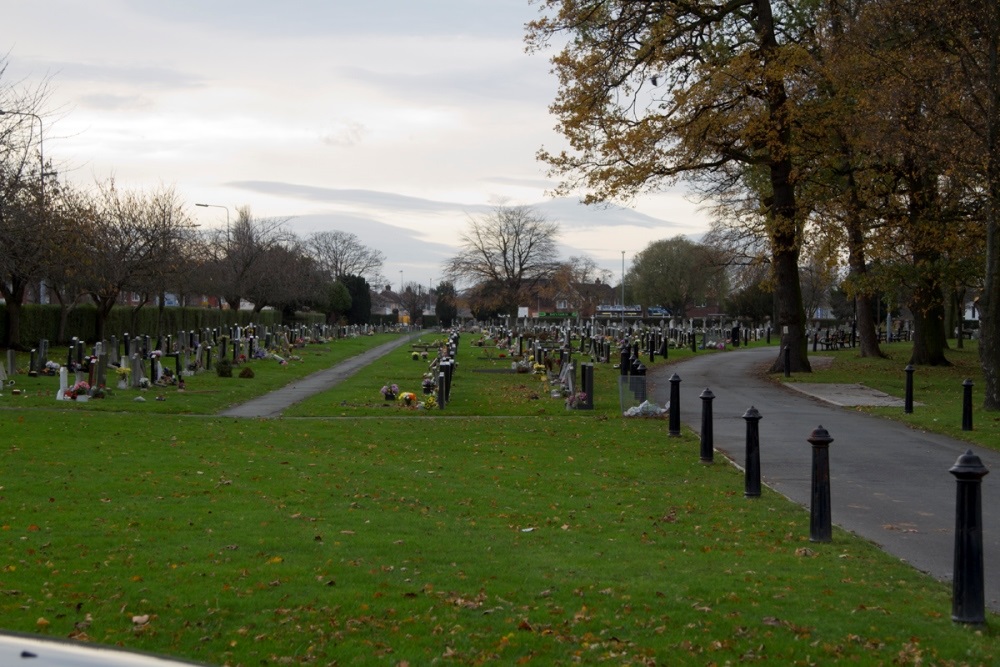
top-left (627, 237), bottom-right (727, 319)
top-left (434, 281), bottom-right (458, 327)
top-left (444, 202), bottom-right (560, 319)
top-left (306, 230), bottom-right (385, 284)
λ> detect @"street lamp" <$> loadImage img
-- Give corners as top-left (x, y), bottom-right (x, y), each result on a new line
top-left (195, 203), bottom-right (230, 244)
top-left (0, 109), bottom-right (46, 208)
top-left (399, 270), bottom-right (403, 293)
top-left (621, 250), bottom-right (626, 328)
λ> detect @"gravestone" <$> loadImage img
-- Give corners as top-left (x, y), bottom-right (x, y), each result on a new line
top-left (57, 366), bottom-right (69, 401)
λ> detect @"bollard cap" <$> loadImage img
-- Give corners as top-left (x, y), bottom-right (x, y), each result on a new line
top-left (963, 378), bottom-right (974, 388)
top-left (808, 425), bottom-right (833, 446)
top-left (950, 449), bottom-right (989, 479)
top-left (670, 373), bottom-right (682, 383)
top-left (904, 364), bottom-right (914, 372)
top-left (743, 405), bottom-right (762, 421)
top-left (699, 387), bottom-right (714, 399)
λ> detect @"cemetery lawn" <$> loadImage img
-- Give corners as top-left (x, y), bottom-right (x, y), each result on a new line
top-left (786, 341), bottom-right (1000, 452)
top-left (0, 334), bottom-right (400, 415)
top-left (0, 334), bottom-right (996, 664)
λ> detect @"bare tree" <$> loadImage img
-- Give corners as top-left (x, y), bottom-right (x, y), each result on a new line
top-left (81, 180), bottom-right (194, 340)
top-left (306, 230), bottom-right (385, 284)
top-left (217, 206), bottom-right (294, 310)
top-left (443, 202), bottom-right (560, 318)
top-left (0, 65), bottom-right (56, 348)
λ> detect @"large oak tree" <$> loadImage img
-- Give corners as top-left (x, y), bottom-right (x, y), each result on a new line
top-left (527, 0), bottom-right (814, 372)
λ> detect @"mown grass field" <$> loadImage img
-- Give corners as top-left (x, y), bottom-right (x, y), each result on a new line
top-left (0, 331), bottom-right (996, 665)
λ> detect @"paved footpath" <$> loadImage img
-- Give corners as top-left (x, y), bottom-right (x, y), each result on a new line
top-left (218, 334), bottom-right (420, 418)
top-left (647, 345), bottom-right (1000, 612)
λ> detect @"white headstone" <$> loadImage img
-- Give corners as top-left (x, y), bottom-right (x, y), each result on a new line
top-left (57, 366), bottom-right (69, 401)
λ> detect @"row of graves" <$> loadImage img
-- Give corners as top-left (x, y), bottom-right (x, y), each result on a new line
top-left (470, 319), bottom-right (782, 415)
top-left (4, 323), bottom-right (401, 402)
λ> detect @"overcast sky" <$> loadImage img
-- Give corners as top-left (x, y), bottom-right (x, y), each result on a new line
top-left (4, 0), bottom-right (712, 289)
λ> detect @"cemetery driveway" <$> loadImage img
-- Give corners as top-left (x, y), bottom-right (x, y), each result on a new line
top-left (647, 345), bottom-right (1000, 612)
top-left (218, 334), bottom-right (419, 418)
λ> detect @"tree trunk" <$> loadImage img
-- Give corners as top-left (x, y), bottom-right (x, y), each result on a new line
top-left (909, 277), bottom-right (951, 366)
top-left (755, 0), bottom-right (811, 375)
top-left (980, 0), bottom-right (1000, 410)
top-left (0, 279), bottom-right (28, 350)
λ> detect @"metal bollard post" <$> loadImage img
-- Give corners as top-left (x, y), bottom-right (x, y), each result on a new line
top-left (962, 379), bottom-right (974, 431)
top-left (904, 365), bottom-right (915, 414)
top-left (691, 332), bottom-right (697, 353)
top-left (807, 426), bottom-right (833, 542)
top-left (743, 406), bottom-right (762, 498)
top-left (783, 345), bottom-right (791, 378)
top-left (699, 388), bottom-right (714, 464)
top-left (950, 450), bottom-right (989, 624)
top-left (668, 373), bottom-right (682, 437)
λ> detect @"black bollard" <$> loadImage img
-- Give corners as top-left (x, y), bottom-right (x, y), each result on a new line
top-left (812, 331), bottom-right (818, 353)
top-left (699, 388), bottom-right (715, 464)
top-left (766, 327), bottom-right (771, 345)
top-left (619, 346), bottom-right (630, 376)
top-left (668, 373), bottom-right (682, 437)
top-left (950, 450), bottom-right (989, 624)
top-left (743, 406), bottom-right (762, 498)
top-left (691, 332), bottom-right (697, 353)
top-left (962, 379), bottom-right (974, 431)
top-left (807, 426), bottom-right (833, 542)
top-left (783, 345), bottom-right (791, 378)
top-left (904, 365), bottom-right (915, 414)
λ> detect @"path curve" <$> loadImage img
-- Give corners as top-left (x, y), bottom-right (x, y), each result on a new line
top-left (647, 345), bottom-right (1000, 612)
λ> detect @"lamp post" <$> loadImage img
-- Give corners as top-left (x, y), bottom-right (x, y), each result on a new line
top-left (195, 203), bottom-right (230, 244)
top-left (400, 270), bottom-right (403, 293)
top-left (0, 110), bottom-right (46, 208)
top-left (621, 251), bottom-right (626, 328)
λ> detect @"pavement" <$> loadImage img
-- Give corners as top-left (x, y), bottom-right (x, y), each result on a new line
top-left (217, 334), bottom-right (420, 418)
top-left (647, 345), bottom-right (1000, 612)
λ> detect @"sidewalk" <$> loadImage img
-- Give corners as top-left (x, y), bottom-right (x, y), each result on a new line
top-left (647, 345), bottom-right (1000, 612)
top-left (218, 334), bottom-right (420, 418)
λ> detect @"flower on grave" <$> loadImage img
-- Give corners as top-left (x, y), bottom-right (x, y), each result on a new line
top-left (398, 391), bottom-right (417, 407)
top-left (66, 380), bottom-right (90, 400)
top-left (115, 366), bottom-right (131, 380)
top-left (423, 394), bottom-right (438, 410)
top-left (380, 383), bottom-right (399, 400)
top-left (421, 375), bottom-right (436, 393)
top-left (420, 351), bottom-right (428, 360)
top-left (138, 377), bottom-right (151, 389)
top-left (91, 385), bottom-right (107, 399)
top-left (149, 350), bottom-right (162, 360)
top-left (566, 391), bottom-right (587, 409)
top-left (533, 363), bottom-right (546, 375)
top-left (411, 352), bottom-right (419, 360)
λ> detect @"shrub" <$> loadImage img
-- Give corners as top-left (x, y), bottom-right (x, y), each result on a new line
top-left (216, 358), bottom-right (233, 378)
top-left (239, 366), bottom-right (255, 379)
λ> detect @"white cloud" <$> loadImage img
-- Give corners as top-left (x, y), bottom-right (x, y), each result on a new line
top-left (3, 0), bottom-right (713, 284)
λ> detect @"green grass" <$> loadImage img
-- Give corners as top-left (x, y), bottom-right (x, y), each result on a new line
top-left (0, 334), bottom-right (401, 415)
top-left (0, 333), bottom-right (995, 665)
top-left (787, 340), bottom-right (1000, 451)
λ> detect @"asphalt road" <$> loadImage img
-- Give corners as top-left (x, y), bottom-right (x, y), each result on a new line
top-left (647, 344), bottom-right (1000, 612)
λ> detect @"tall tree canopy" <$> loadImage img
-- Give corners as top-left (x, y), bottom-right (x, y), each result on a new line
top-left (527, 0), bottom-right (815, 372)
